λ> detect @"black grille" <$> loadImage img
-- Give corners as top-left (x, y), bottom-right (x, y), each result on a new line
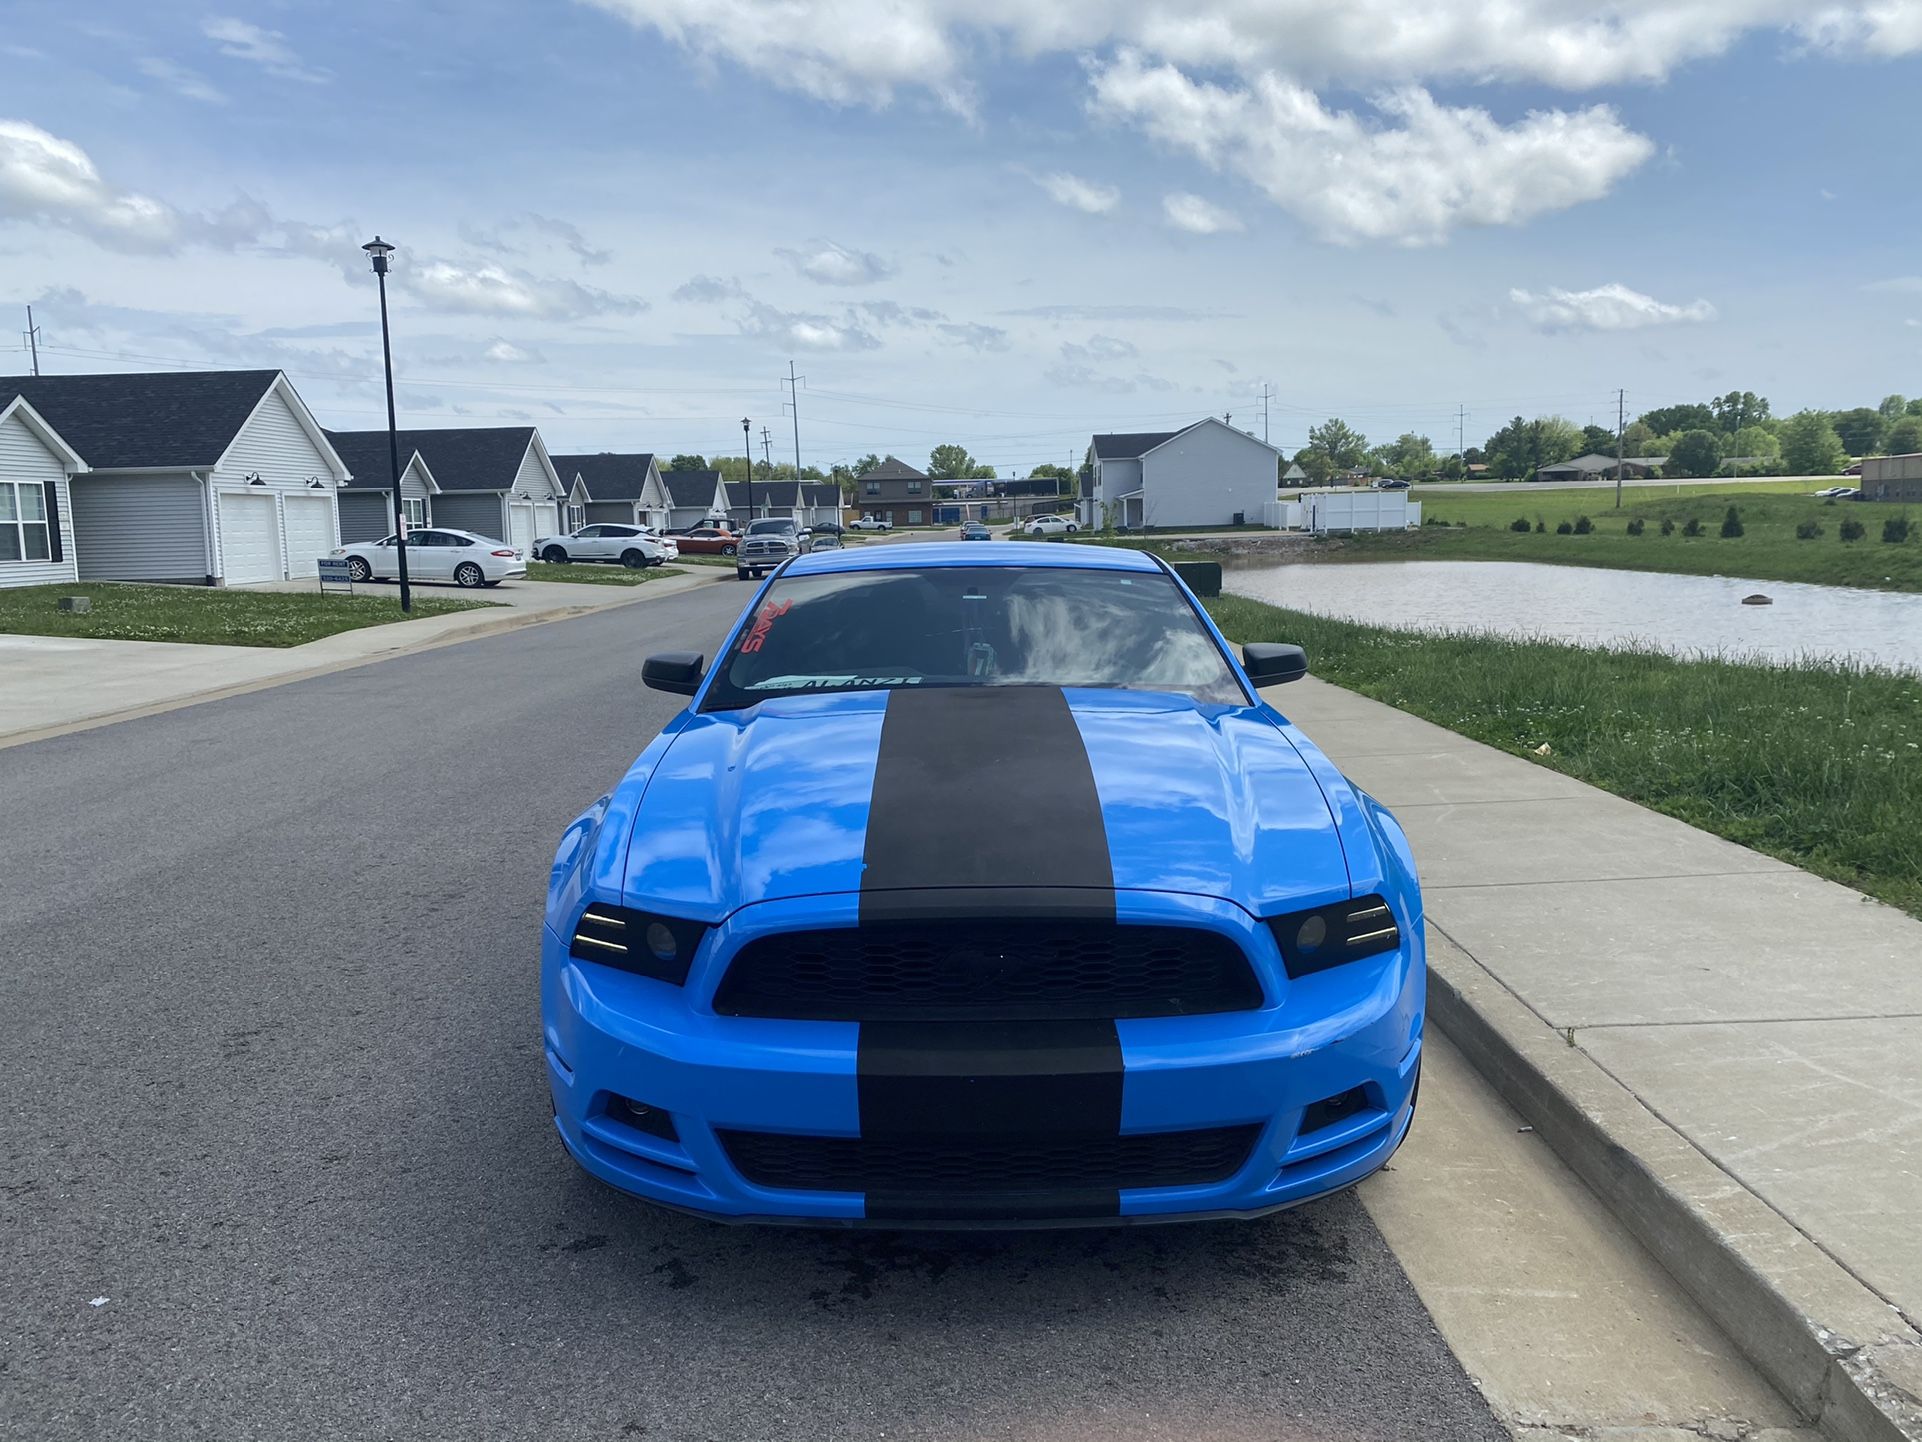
top-left (720, 1125), bottom-right (1260, 1195)
top-left (711, 920), bottom-right (1263, 1021)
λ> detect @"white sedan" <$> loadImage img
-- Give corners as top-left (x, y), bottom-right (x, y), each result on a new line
top-left (532, 524), bottom-right (677, 567)
top-left (333, 528), bottom-right (526, 587)
top-left (1023, 514), bottom-right (1080, 535)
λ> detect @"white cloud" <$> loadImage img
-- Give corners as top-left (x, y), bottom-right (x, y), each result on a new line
top-left (1162, 191), bottom-right (1243, 234)
top-left (1035, 171), bottom-right (1119, 214)
top-left (936, 321), bottom-right (1011, 351)
top-left (1061, 334), bottom-right (1137, 363)
top-left (1510, 282), bottom-right (1716, 332)
top-left (777, 239), bottom-right (894, 285)
top-left (138, 58), bottom-right (228, 104)
top-left (459, 213), bottom-right (612, 267)
top-left (202, 17), bottom-right (330, 83)
top-left (1090, 53), bottom-right (1654, 244)
top-left (483, 338), bottom-right (543, 363)
top-left (403, 260), bottom-right (648, 320)
top-left (576, 1), bottom-right (1922, 102)
top-left (0, 119), bottom-right (181, 249)
top-left (671, 274), bottom-right (745, 304)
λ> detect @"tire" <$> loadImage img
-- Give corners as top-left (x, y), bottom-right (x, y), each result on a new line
top-left (454, 561), bottom-right (485, 588)
top-left (721, 543), bottom-right (736, 556)
top-left (620, 549), bottom-right (647, 569)
top-left (736, 568), bottom-right (750, 581)
top-left (346, 556), bottom-right (373, 582)
top-left (542, 546), bottom-right (569, 563)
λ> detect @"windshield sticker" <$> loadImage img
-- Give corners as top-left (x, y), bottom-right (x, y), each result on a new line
top-left (737, 598), bottom-right (793, 654)
top-left (747, 674), bottom-right (924, 690)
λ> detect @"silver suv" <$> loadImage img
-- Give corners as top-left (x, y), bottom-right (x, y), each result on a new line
top-left (736, 517), bottom-right (810, 581)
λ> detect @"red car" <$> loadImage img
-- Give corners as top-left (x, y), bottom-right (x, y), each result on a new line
top-left (672, 526), bottom-right (740, 556)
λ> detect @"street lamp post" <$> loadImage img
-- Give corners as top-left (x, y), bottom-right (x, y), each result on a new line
top-left (742, 417), bottom-right (755, 523)
top-left (363, 235), bottom-right (412, 613)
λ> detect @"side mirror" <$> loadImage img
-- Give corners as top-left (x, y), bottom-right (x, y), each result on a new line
top-left (1242, 642), bottom-right (1308, 687)
top-left (643, 651), bottom-right (706, 697)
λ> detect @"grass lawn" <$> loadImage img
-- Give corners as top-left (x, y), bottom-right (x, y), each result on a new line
top-left (0, 583), bottom-right (491, 648)
top-left (1208, 594), bottom-right (1922, 919)
top-left (524, 562), bottom-right (688, 585)
top-left (1343, 483), bottom-right (1922, 593)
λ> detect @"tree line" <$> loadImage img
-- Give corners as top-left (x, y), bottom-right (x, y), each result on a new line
top-left (1288, 391), bottom-right (1922, 482)
top-left (665, 445), bottom-right (1075, 498)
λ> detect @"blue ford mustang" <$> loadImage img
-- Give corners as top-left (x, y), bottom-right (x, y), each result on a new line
top-left (542, 543), bottom-right (1423, 1226)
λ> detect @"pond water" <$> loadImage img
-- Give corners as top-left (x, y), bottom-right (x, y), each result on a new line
top-left (1225, 559), bottom-right (1922, 673)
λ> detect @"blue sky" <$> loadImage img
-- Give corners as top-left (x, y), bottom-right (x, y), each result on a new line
top-left (3, 0), bottom-right (1920, 469)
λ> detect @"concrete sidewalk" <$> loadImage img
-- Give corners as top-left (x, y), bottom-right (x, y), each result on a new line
top-left (0, 568), bottom-right (728, 745)
top-left (1280, 678), bottom-right (1922, 1441)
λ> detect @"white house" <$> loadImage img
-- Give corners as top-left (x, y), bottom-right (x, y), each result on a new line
top-left (1, 369), bottom-right (350, 585)
top-left (0, 394), bottom-right (86, 588)
top-left (1079, 418), bottom-right (1285, 530)
top-left (373, 426), bottom-right (565, 552)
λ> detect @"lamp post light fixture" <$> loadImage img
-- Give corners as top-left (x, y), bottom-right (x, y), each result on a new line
top-left (363, 235), bottom-right (412, 613)
top-left (742, 416), bottom-right (755, 522)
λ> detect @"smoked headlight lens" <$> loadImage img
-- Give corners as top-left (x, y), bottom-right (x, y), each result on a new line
top-left (1268, 895), bottom-right (1401, 979)
top-left (569, 905), bottom-right (708, 985)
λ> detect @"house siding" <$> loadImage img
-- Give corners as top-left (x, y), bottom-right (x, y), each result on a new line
top-left (0, 409), bottom-right (79, 587)
top-left (1140, 423), bottom-right (1276, 528)
top-left (337, 490), bottom-right (393, 543)
top-left (434, 491), bottom-right (505, 538)
top-left (69, 474), bottom-right (207, 582)
top-left (583, 501), bottom-right (641, 526)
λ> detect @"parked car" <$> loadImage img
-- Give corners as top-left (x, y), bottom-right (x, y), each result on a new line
top-left (849, 515), bottom-right (893, 531)
top-left (1372, 478), bottom-right (1412, 491)
top-left (673, 526), bottom-right (741, 556)
top-left (1813, 485), bottom-right (1855, 498)
top-left (1023, 513), bottom-right (1080, 535)
top-left (532, 523), bottom-right (676, 568)
top-left (1843, 462), bottom-right (1865, 477)
top-left (545, 544), bottom-right (1424, 1225)
top-left (959, 521), bottom-right (992, 541)
top-left (808, 530), bottom-right (844, 550)
top-left (333, 528), bottom-right (525, 587)
top-left (810, 521), bottom-right (847, 536)
top-left (736, 517), bottom-right (809, 580)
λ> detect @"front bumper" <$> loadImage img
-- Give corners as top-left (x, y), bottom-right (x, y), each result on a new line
top-left (541, 893), bottom-right (1423, 1227)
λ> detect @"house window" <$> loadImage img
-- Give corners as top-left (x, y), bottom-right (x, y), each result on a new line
top-left (864, 480), bottom-right (880, 495)
top-left (0, 482), bottom-right (51, 562)
top-left (907, 481), bottom-right (922, 493)
top-left (907, 509), bottom-right (923, 525)
top-left (401, 497), bottom-right (426, 528)
top-left (567, 504), bottom-right (585, 531)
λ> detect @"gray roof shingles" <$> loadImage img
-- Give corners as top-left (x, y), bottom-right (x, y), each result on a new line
top-left (662, 469), bottom-right (722, 508)
top-left (1091, 429), bottom-right (1181, 460)
top-left (549, 452), bottom-right (655, 502)
top-left (0, 369), bottom-right (281, 469)
top-left (324, 430), bottom-right (425, 490)
top-left (328, 426), bottom-right (537, 492)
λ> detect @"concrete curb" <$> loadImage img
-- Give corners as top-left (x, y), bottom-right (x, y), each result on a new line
top-left (1425, 923), bottom-right (1922, 1442)
top-left (0, 568), bottom-right (733, 751)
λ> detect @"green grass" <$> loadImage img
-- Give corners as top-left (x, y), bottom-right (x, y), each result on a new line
top-left (1346, 484), bottom-right (1922, 593)
top-left (1207, 595), bottom-right (1922, 918)
top-left (0, 583), bottom-right (491, 647)
top-left (524, 562), bottom-right (689, 585)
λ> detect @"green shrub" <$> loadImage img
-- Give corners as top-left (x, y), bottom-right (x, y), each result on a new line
top-left (1574, 515), bottom-right (1593, 534)
top-left (1796, 519), bottom-right (1823, 540)
top-left (1534, 519), bottom-right (1546, 533)
top-left (1720, 506), bottom-right (1744, 538)
top-left (1510, 516), bottom-right (1532, 532)
top-left (1841, 517), bottom-right (1866, 542)
top-left (1682, 517), bottom-right (1704, 537)
top-left (1883, 516), bottom-right (1912, 544)
top-left (1660, 518), bottom-right (1676, 537)
top-left (1626, 517), bottom-right (1645, 536)
top-left (1555, 519), bottom-right (1574, 535)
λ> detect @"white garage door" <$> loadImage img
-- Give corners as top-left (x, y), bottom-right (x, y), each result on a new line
top-left (217, 491), bottom-right (280, 584)
top-left (282, 495), bottom-right (337, 578)
top-left (509, 503), bottom-right (535, 555)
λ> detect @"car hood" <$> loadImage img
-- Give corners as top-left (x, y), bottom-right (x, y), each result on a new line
top-left (621, 687), bottom-right (1354, 920)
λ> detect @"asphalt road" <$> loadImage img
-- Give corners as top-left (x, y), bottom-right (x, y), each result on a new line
top-left (0, 582), bottom-right (1503, 1442)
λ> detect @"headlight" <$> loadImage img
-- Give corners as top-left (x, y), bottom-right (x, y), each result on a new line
top-left (569, 904), bottom-right (709, 985)
top-left (1267, 894), bottom-right (1401, 979)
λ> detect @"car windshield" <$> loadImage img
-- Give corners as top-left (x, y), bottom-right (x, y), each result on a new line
top-left (702, 564), bottom-right (1245, 710)
top-left (746, 519), bottom-right (793, 534)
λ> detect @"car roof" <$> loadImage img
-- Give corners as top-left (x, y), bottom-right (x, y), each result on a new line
top-left (784, 541), bottom-right (1160, 576)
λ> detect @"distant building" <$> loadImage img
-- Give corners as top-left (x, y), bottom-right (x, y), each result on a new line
top-left (1079, 418), bottom-right (1285, 529)
top-left (1281, 461), bottom-right (1308, 485)
top-left (1532, 452), bottom-right (1667, 482)
top-left (1860, 452), bottom-right (1922, 502)
top-left (852, 457), bottom-right (933, 526)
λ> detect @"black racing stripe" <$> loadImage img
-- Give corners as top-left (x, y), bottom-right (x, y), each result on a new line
top-left (857, 686), bottom-right (1124, 1222)
top-left (857, 1020), bottom-right (1124, 1222)
top-left (858, 686), bottom-right (1112, 919)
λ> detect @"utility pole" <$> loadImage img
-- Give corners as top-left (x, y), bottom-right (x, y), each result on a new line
top-left (782, 361), bottom-right (805, 482)
top-left (1615, 388), bottom-right (1626, 510)
top-left (23, 306), bottom-right (41, 376)
top-left (1259, 383), bottom-right (1271, 444)
top-left (742, 418), bottom-right (755, 522)
top-left (1457, 405), bottom-right (1466, 468)
top-left (760, 425), bottom-right (773, 473)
